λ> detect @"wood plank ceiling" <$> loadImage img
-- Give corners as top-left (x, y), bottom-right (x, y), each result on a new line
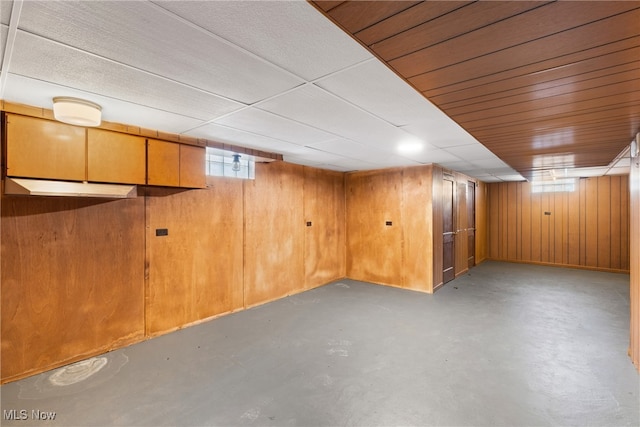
top-left (310, 1), bottom-right (640, 180)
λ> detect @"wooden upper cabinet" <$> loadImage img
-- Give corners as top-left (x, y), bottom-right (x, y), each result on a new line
top-left (147, 139), bottom-right (179, 187)
top-left (87, 128), bottom-right (146, 184)
top-left (5, 114), bottom-right (86, 181)
top-left (179, 145), bottom-right (206, 188)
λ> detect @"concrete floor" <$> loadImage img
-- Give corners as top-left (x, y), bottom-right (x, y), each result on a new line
top-left (1, 261), bottom-right (639, 426)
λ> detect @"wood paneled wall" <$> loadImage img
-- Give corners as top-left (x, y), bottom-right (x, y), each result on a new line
top-left (303, 167), bottom-right (346, 290)
top-left (1, 196), bottom-right (145, 383)
top-left (145, 182), bottom-right (244, 336)
top-left (346, 165), bottom-right (436, 293)
top-left (243, 162), bottom-right (306, 307)
top-left (476, 181), bottom-right (488, 264)
top-left (487, 176), bottom-right (630, 271)
top-left (630, 147), bottom-right (640, 371)
top-left (1, 161), bottom-right (346, 383)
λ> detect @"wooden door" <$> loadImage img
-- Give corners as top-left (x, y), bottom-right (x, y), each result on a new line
top-left (467, 181), bottom-right (476, 268)
top-left (443, 176), bottom-right (455, 283)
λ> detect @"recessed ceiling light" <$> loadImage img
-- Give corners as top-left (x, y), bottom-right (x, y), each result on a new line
top-left (397, 140), bottom-right (424, 154)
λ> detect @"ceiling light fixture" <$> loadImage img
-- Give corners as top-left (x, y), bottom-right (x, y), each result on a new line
top-left (231, 154), bottom-right (242, 172)
top-left (397, 140), bottom-right (424, 155)
top-left (52, 97), bottom-right (102, 127)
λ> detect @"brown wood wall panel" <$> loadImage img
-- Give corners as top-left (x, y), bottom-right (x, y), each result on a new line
top-left (629, 146), bottom-right (640, 371)
top-left (1, 196), bottom-right (145, 382)
top-left (621, 177), bottom-right (630, 271)
top-left (611, 176), bottom-right (622, 270)
top-left (2, 158), bottom-right (348, 383)
top-left (487, 176), bottom-right (630, 272)
top-left (243, 162), bottom-right (305, 307)
top-left (346, 165), bottom-right (442, 292)
top-left (455, 176), bottom-right (468, 276)
top-left (145, 181), bottom-right (244, 336)
top-left (346, 169), bottom-right (403, 286)
top-left (402, 165), bottom-right (434, 291)
top-left (475, 181), bottom-right (488, 264)
top-left (303, 167), bottom-right (346, 289)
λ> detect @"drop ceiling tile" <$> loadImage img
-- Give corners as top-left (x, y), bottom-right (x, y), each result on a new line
top-left (399, 121), bottom-right (479, 149)
top-left (153, 1), bottom-right (372, 81)
top-left (215, 107), bottom-right (335, 146)
top-left (9, 32), bottom-right (246, 121)
top-left (1, 1), bottom-right (12, 25)
top-left (0, 24), bottom-right (7, 68)
top-left (17, 1), bottom-right (302, 103)
top-left (438, 160), bottom-right (476, 171)
top-left (606, 167), bottom-right (630, 175)
top-left (566, 167), bottom-right (610, 178)
top-left (186, 123), bottom-right (305, 156)
top-left (470, 158), bottom-right (515, 169)
top-left (445, 143), bottom-right (498, 161)
top-left (412, 149), bottom-right (462, 165)
top-left (612, 157), bottom-right (631, 167)
top-left (496, 174), bottom-right (526, 181)
top-left (3, 74), bottom-right (204, 133)
top-left (307, 138), bottom-right (394, 164)
top-left (316, 58), bottom-right (443, 126)
top-left (285, 147), bottom-right (355, 164)
top-left (319, 164), bottom-right (362, 172)
top-left (258, 84), bottom-right (411, 151)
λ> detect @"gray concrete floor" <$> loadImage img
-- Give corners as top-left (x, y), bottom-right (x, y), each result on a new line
top-left (1, 261), bottom-right (639, 426)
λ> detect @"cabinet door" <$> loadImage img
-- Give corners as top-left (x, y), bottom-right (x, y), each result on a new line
top-left (6, 114), bottom-right (86, 181)
top-left (179, 145), bottom-right (206, 188)
top-left (87, 128), bottom-right (146, 184)
top-left (147, 139), bottom-right (179, 187)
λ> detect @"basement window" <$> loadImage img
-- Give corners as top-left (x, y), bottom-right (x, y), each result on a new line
top-left (205, 147), bottom-right (255, 180)
top-left (531, 178), bottom-right (576, 193)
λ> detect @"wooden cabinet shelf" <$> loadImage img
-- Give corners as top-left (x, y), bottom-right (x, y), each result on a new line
top-left (88, 129), bottom-right (146, 185)
top-left (5, 114), bottom-right (86, 181)
top-left (4, 113), bottom-right (205, 190)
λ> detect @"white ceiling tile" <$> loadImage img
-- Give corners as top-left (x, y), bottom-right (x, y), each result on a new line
top-left (481, 176), bottom-right (504, 183)
top-left (400, 121), bottom-right (480, 148)
top-left (3, 74), bottom-right (204, 133)
top-left (612, 156), bottom-right (631, 167)
top-left (153, 1), bottom-right (372, 81)
top-left (0, 24), bottom-right (7, 68)
top-left (284, 147), bottom-right (354, 164)
top-left (496, 174), bottom-right (526, 181)
top-left (445, 143), bottom-right (498, 161)
top-left (1, 1), bottom-right (12, 25)
top-left (258, 84), bottom-right (411, 151)
top-left (9, 32), bottom-right (245, 121)
top-left (566, 167), bottom-right (610, 178)
top-left (438, 160), bottom-right (476, 171)
top-left (606, 167), bottom-right (630, 175)
top-left (469, 158), bottom-right (512, 170)
top-left (317, 58), bottom-right (445, 126)
top-left (215, 107), bottom-right (334, 146)
top-left (319, 164), bottom-right (361, 172)
top-left (412, 149), bottom-right (462, 164)
top-left (17, 1), bottom-right (302, 103)
top-left (186, 122), bottom-right (306, 156)
top-left (307, 138), bottom-right (393, 163)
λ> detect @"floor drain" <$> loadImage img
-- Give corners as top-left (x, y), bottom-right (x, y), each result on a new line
top-left (48, 357), bottom-right (108, 386)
